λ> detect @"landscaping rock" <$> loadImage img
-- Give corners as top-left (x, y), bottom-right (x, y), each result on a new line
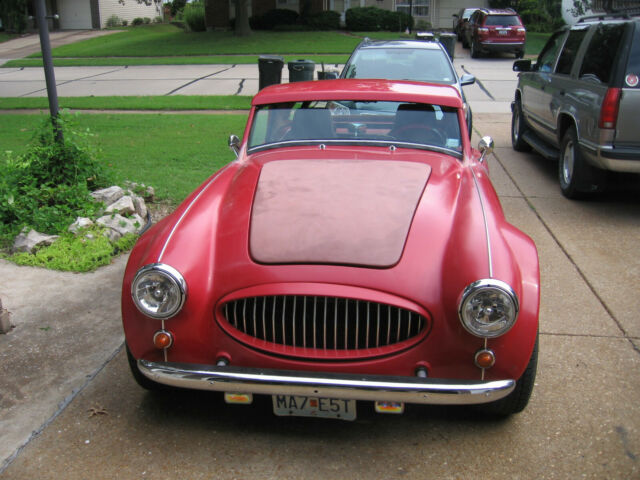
top-left (96, 213), bottom-right (145, 237)
top-left (105, 195), bottom-right (136, 216)
top-left (0, 299), bottom-right (13, 334)
top-left (90, 186), bottom-right (124, 205)
top-left (132, 195), bottom-right (148, 220)
top-left (12, 229), bottom-right (60, 254)
top-left (125, 181), bottom-right (155, 202)
top-left (68, 217), bottom-right (94, 234)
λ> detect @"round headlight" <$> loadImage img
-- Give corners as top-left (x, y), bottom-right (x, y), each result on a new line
top-left (458, 279), bottom-right (519, 338)
top-left (131, 264), bottom-right (186, 319)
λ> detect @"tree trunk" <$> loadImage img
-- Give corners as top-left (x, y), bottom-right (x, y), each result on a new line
top-left (235, 0), bottom-right (251, 36)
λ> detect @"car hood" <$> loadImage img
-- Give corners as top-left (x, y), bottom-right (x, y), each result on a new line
top-left (249, 159), bottom-right (431, 267)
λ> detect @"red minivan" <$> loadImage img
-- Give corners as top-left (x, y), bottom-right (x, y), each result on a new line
top-left (463, 8), bottom-right (526, 59)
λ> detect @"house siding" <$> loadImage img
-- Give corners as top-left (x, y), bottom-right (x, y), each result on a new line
top-left (436, 0), bottom-right (487, 30)
top-left (98, 0), bottom-right (162, 28)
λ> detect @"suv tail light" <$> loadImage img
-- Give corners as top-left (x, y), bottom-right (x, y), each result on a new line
top-left (478, 27), bottom-right (489, 33)
top-left (599, 88), bottom-right (621, 129)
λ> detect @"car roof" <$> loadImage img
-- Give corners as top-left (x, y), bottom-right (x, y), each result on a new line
top-left (253, 79), bottom-right (464, 109)
top-left (356, 39), bottom-right (444, 51)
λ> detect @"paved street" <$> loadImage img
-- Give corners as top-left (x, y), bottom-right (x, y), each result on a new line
top-left (0, 37), bottom-right (639, 479)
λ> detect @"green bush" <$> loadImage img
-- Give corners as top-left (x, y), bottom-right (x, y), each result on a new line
top-left (143, 17), bottom-right (151, 24)
top-left (250, 9), bottom-right (299, 30)
top-left (184, 1), bottom-right (206, 32)
top-left (106, 14), bottom-right (121, 27)
top-left (0, 115), bottom-right (111, 248)
top-left (345, 7), bottom-right (412, 32)
top-left (122, 19), bottom-right (128, 26)
top-left (304, 11), bottom-right (341, 30)
top-left (154, 16), bottom-right (163, 23)
top-left (132, 17), bottom-right (144, 26)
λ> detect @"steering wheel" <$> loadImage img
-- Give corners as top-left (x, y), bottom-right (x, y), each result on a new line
top-left (392, 125), bottom-right (447, 146)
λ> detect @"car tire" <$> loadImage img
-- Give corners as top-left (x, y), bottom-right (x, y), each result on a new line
top-left (476, 334), bottom-right (538, 416)
top-left (126, 343), bottom-right (168, 391)
top-left (511, 99), bottom-right (531, 152)
top-left (471, 39), bottom-right (480, 58)
top-left (559, 125), bottom-right (602, 199)
top-left (462, 35), bottom-right (469, 49)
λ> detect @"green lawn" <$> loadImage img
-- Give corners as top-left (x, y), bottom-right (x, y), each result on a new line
top-left (525, 32), bottom-right (551, 56)
top-left (0, 95), bottom-right (252, 111)
top-left (0, 113), bottom-right (247, 203)
top-left (33, 24), bottom-right (409, 58)
top-left (0, 32), bottom-right (19, 43)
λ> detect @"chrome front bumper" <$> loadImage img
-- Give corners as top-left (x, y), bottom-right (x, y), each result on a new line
top-left (138, 360), bottom-right (515, 405)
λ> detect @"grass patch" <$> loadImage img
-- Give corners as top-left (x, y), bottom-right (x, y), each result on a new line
top-left (525, 32), bottom-right (552, 56)
top-left (3, 54), bottom-right (350, 68)
top-left (0, 32), bottom-right (19, 43)
top-left (29, 24), bottom-right (409, 58)
top-left (0, 113), bottom-right (246, 203)
top-left (6, 229), bottom-right (138, 272)
top-left (0, 96), bottom-right (253, 111)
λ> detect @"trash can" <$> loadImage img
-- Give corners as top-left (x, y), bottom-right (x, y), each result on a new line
top-left (258, 55), bottom-right (284, 90)
top-left (438, 32), bottom-right (457, 60)
top-left (317, 71), bottom-right (339, 80)
top-left (288, 59), bottom-right (315, 83)
top-left (416, 31), bottom-right (434, 42)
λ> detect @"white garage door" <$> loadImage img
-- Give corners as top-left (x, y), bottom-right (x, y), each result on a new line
top-left (58, 0), bottom-right (93, 29)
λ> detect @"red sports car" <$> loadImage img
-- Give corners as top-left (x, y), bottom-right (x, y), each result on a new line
top-left (122, 79), bottom-right (539, 419)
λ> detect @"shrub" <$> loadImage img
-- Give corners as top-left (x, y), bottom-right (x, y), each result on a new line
top-left (183, 1), bottom-right (206, 32)
top-left (170, 0), bottom-right (187, 17)
top-left (105, 14), bottom-right (121, 28)
top-left (154, 16), bottom-right (163, 23)
top-left (345, 7), bottom-right (412, 32)
top-left (250, 9), bottom-right (299, 30)
top-left (121, 19), bottom-right (128, 26)
top-left (0, 115), bottom-right (111, 248)
top-left (304, 10), bottom-right (341, 30)
top-left (132, 17), bottom-right (144, 26)
top-left (143, 17), bottom-right (151, 24)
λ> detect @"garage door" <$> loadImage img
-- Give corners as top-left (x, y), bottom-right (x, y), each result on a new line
top-left (58, 0), bottom-right (93, 29)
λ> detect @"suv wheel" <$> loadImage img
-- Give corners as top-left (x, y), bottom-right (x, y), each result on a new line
top-left (559, 126), bottom-right (601, 199)
top-left (511, 100), bottom-right (531, 152)
top-left (471, 39), bottom-right (480, 58)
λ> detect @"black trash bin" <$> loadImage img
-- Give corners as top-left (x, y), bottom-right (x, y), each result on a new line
top-left (438, 32), bottom-right (457, 59)
top-left (288, 59), bottom-right (315, 82)
top-left (258, 55), bottom-right (284, 90)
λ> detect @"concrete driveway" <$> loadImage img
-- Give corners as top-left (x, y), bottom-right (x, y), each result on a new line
top-left (0, 43), bottom-right (638, 479)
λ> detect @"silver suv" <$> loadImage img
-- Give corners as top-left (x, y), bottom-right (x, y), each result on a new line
top-left (511, 13), bottom-right (640, 198)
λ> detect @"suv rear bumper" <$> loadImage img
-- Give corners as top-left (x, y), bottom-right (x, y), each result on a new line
top-left (480, 41), bottom-right (524, 52)
top-left (583, 143), bottom-right (640, 173)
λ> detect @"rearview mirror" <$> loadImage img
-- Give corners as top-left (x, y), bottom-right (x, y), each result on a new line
top-left (513, 59), bottom-right (532, 72)
top-left (229, 134), bottom-right (240, 157)
top-left (478, 136), bottom-right (494, 163)
top-left (460, 73), bottom-right (476, 86)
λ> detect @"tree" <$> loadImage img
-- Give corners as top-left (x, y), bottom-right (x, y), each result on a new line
top-left (233, 0), bottom-right (251, 36)
top-left (0, 0), bottom-right (28, 33)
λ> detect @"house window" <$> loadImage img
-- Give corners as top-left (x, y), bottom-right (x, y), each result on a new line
top-left (396, 0), bottom-right (429, 17)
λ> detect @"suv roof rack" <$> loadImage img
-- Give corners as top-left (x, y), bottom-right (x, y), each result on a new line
top-left (577, 10), bottom-right (640, 22)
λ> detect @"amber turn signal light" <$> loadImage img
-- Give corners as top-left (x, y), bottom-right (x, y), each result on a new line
top-left (474, 349), bottom-right (496, 369)
top-left (153, 330), bottom-right (173, 349)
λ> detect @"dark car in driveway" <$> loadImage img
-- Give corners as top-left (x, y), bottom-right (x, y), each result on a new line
top-left (340, 39), bottom-right (476, 135)
top-left (511, 13), bottom-right (640, 198)
top-left (453, 7), bottom-right (480, 41)
top-left (463, 8), bottom-right (526, 58)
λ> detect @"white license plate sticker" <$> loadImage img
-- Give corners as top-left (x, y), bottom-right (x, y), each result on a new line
top-left (498, 29), bottom-right (508, 35)
top-left (272, 395), bottom-right (356, 421)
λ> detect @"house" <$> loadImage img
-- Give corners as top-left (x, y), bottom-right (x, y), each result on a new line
top-left (206, 0), bottom-right (489, 30)
top-left (46, 0), bottom-right (162, 29)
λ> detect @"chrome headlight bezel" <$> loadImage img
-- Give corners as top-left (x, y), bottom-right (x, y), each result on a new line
top-left (131, 263), bottom-right (187, 319)
top-left (458, 279), bottom-right (519, 338)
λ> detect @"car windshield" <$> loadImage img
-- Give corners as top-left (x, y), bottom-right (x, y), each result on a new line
top-left (343, 48), bottom-right (456, 84)
top-left (485, 15), bottom-right (521, 26)
top-left (248, 100), bottom-right (462, 156)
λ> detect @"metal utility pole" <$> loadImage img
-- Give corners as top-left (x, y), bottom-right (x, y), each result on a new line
top-left (33, 0), bottom-right (63, 142)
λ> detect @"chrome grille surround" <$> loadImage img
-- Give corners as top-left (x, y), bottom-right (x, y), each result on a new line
top-left (220, 295), bottom-right (428, 352)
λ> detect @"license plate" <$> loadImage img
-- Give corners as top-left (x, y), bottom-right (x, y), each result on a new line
top-left (498, 30), bottom-right (508, 35)
top-left (272, 395), bottom-right (356, 421)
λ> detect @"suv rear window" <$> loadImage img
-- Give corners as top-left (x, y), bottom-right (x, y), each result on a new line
top-left (579, 23), bottom-right (626, 84)
top-left (484, 15), bottom-right (521, 27)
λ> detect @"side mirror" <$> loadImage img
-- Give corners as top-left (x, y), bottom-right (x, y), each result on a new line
top-left (460, 73), bottom-right (476, 86)
top-left (318, 71), bottom-right (339, 80)
top-left (513, 59), bottom-right (532, 72)
top-left (229, 134), bottom-right (240, 157)
top-left (478, 136), bottom-right (494, 163)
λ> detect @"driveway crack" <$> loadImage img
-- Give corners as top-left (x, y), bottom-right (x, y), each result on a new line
top-left (166, 65), bottom-right (235, 95)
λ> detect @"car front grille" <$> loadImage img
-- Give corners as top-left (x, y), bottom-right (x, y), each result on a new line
top-left (221, 295), bottom-right (427, 351)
